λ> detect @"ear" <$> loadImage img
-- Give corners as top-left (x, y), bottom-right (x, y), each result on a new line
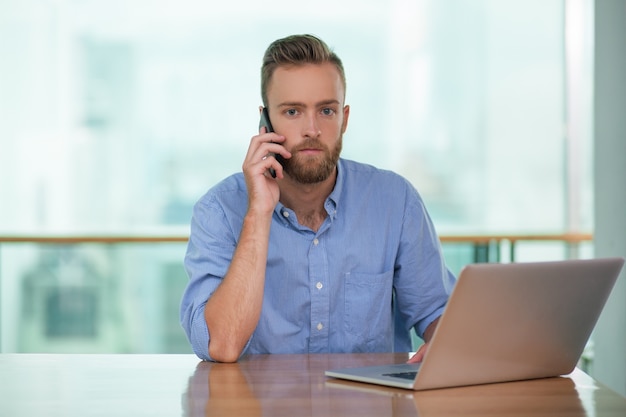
top-left (341, 104), bottom-right (350, 133)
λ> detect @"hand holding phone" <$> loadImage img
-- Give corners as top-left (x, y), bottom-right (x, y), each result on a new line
top-left (258, 108), bottom-right (284, 178)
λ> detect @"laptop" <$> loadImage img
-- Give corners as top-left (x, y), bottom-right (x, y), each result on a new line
top-left (325, 257), bottom-right (624, 390)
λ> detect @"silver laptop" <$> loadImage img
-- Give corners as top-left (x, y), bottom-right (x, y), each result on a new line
top-left (325, 257), bottom-right (624, 390)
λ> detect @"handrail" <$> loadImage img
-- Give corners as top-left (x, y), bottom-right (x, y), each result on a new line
top-left (0, 232), bottom-right (593, 263)
top-left (439, 233), bottom-right (593, 243)
top-left (0, 236), bottom-right (188, 244)
top-left (0, 233), bottom-right (593, 245)
top-left (439, 233), bottom-right (593, 262)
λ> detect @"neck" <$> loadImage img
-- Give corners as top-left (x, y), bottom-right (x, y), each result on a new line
top-left (278, 169), bottom-right (337, 232)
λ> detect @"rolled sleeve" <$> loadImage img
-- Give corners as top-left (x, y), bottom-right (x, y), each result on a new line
top-left (188, 302), bottom-right (210, 360)
top-left (180, 191), bottom-right (242, 361)
top-left (394, 186), bottom-right (456, 341)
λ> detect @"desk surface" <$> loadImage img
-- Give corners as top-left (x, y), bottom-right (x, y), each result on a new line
top-left (0, 353), bottom-right (624, 417)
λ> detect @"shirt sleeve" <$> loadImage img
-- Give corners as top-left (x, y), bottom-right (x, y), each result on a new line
top-left (180, 196), bottom-right (251, 361)
top-left (393, 183), bottom-right (457, 340)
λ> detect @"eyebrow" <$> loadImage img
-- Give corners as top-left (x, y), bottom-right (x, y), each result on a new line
top-left (277, 99), bottom-right (342, 108)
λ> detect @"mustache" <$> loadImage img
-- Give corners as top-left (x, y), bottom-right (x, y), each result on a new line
top-left (291, 138), bottom-right (325, 152)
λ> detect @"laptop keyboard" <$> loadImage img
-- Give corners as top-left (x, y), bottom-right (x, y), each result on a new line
top-left (383, 371), bottom-right (418, 380)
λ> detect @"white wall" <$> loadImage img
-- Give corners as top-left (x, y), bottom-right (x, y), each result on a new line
top-left (592, 0), bottom-right (626, 397)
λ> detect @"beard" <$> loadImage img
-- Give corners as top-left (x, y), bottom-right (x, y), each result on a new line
top-left (283, 136), bottom-right (342, 184)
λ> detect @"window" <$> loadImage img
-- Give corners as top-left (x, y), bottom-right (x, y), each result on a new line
top-left (0, 0), bottom-right (593, 353)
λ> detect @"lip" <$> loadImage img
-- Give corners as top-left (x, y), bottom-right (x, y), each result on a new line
top-left (298, 148), bottom-right (323, 154)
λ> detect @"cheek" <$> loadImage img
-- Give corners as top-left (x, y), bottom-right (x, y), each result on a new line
top-left (340, 116), bottom-right (348, 133)
top-left (277, 125), bottom-right (300, 144)
top-left (322, 118), bottom-right (344, 135)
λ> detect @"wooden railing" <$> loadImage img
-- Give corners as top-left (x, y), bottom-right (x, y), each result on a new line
top-left (0, 233), bottom-right (593, 263)
top-left (439, 233), bottom-right (593, 262)
top-left (0, 236), bottom-right (188, 244)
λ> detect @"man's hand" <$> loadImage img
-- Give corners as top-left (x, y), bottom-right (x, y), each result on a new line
top-left (242, 127), bottom-right (290, 212)
top-left (407, 342), bottom-right (429, 364)
top-left (406, 316), bottom-right (440, 364)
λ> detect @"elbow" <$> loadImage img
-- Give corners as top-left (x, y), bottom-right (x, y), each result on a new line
top-left (211, 351), bottom-right (241, 363)
top-left (208, 340), bottom-right (244, 363)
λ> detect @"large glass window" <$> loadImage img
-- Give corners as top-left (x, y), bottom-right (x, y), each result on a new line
top-left (0, 0), bottom-right (593, 353)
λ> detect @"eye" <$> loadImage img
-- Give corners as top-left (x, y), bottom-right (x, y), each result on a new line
top-left (321, 108), bottom-right (336, 116)
top-left (285, 108), bottom-right (298, 116)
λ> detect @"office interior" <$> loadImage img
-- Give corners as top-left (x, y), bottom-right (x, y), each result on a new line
top-left (0, 0), bottom-right (624, 397)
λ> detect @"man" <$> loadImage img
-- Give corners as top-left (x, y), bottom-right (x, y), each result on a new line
top-left (181, 34), bottom-right (455, 363)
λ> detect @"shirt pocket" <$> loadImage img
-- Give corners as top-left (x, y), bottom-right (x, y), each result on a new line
top-left (344, 270), bottom-right (394, 352)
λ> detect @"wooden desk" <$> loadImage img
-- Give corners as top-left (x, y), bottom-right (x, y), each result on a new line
top-left (0, 353), bottom-right (624, 416)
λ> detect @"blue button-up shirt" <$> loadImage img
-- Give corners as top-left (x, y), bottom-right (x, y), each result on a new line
top-left (181, 158), bottom-right (456, 361)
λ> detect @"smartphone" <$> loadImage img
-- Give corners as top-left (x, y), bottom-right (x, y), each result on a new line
top-left (258, 107), bottom-right (283, 178)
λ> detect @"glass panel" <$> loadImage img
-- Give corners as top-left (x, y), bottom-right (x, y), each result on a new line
top-left (0, 0), bottom-right (575, 233)
top-left (0, 244), bottom-right (191, 353)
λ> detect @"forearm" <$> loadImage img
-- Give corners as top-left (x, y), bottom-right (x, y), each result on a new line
top-left (407, 317), bottom-right (441, 364)
top-left (204, 210), bottom-right (272, 362)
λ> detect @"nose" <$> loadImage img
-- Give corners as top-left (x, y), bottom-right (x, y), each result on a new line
top-left (303, 113), bottom-right (321, 138)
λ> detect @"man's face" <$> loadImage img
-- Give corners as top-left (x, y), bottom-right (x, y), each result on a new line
top-left (265, 63), bottom-right (350, 184)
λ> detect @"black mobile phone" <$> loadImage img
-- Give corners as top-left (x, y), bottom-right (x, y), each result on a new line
top-left (258, 107), bottom-right (283, 178)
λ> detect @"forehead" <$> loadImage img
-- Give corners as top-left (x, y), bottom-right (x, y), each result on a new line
top-left (267, 63), bottom-right (345, 105)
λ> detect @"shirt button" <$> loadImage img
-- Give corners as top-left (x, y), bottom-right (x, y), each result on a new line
top-left (317, 323), bottom-right (324, 331)
top-left (282, 211), bottom-right (289, 218)
top-left (313, 238), bottom-right (319, 245)
top-left (316, 282), bottom-right (323, 290)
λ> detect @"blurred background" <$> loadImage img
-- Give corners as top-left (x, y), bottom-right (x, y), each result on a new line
top-left (1, 0), bottom-right (613, 376)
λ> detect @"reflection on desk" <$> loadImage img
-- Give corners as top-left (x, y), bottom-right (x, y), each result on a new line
top-left (0, 353), bottom-right (624, 417)
top-left (185, 353), bottom-right (625, 417)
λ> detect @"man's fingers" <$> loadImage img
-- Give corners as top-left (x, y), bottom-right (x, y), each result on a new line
top-left (407, 343), bottom-right (428, 363)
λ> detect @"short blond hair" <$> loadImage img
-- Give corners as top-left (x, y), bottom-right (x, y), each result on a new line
top-left (261, 34), bottom-right (346, 106)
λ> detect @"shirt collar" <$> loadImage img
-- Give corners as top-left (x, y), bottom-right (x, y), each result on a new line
top-left (325, 158), bottom-right (344, 220)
